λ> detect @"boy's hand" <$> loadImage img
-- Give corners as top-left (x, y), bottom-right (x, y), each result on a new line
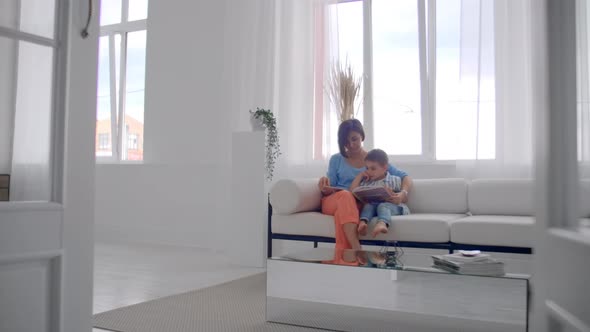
top-left (357, 171), bottom-right (369, 181)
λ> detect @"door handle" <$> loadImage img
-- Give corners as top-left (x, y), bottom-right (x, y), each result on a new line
top-left (81, 0), bottom-right (93, 38)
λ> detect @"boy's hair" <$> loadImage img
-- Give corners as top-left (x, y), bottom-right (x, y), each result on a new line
top-left (365, 149), bottom-right (388, 166)
top-left (337, 119), bottom-right (365, 158)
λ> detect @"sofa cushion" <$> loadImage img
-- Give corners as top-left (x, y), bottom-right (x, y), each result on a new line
top-left (406, 178), bottom-right (468, 214)
top-left (272, 212), bottom-right (461, 244)
top-left (368, 214), bottom-right (464, 243)
top-left (468, 179), bottom-right (533, 216)
top-left (272, 212), bottom-right (334, 237)
top-left (450, 215), bottom-right (535, 247)
top-left (270, 179), bottom-right (322, 215)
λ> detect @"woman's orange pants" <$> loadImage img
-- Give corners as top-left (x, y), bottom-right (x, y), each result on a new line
top-left (321, 190), bottom-right (360, 249)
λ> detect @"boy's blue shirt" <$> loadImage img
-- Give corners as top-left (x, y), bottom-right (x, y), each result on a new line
top-left (326, 153), bottom-right (408, 190)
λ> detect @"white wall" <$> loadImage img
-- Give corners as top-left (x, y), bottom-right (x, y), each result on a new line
top-left (95, 164), bottom-right (222, 249)
top-left (95, 0), bottom-right (231, 251)
top-left (142, 0), bottom-right (228, 164)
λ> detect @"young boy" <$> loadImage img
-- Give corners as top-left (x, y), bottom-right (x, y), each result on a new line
top-left (350, 149), bottom-right (410, 238)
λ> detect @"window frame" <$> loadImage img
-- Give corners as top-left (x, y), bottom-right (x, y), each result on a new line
top-left (96, 0), bottom-right (147, 163)
top-left (335, 0), bottom-right (495, 162)
top-left (359, 0), bottom-right (435, 162)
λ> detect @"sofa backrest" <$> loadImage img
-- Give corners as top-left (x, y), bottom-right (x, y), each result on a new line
top-left (270, 179), bottom-right (322, 215)
top-left (468, 179), bottom-right (533, 216)
top-left (270, 177), bottom-right (587, 218)
top-left (406, 178), bottom-right (468, 214)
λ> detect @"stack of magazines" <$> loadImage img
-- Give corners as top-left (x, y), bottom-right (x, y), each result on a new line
top-left (432, 252), bottom-right (505, 276)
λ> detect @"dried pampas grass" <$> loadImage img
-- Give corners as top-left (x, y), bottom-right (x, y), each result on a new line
top-left (327, 61), bottom-right (363, 122)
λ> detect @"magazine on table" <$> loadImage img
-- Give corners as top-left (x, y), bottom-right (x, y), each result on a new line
top-left (431, 254), bottom-right (505, 276)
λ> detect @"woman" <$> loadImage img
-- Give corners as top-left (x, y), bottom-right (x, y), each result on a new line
top-left (317, 119), bottom-right (413, 250)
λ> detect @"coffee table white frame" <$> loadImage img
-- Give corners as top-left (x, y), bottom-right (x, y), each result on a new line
top-left (267, 248), bottom-right (529, 332)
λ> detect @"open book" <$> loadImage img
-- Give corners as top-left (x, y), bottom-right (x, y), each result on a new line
top-left (351, 186), bottom-right (391, 204)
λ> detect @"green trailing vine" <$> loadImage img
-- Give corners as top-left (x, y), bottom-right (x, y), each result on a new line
top-left (250, 108), bottom-right (281, 181)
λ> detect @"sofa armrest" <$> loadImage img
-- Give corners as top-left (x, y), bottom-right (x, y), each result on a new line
top-left (270, 178), bottom-right (322, 215)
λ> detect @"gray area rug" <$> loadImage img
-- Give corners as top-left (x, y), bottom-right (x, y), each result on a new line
top-left (93, 273), bottom-right (327, 332)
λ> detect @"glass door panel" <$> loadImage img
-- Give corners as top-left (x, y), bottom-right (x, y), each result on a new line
top-left (0, 0), bottom-right (56, 39)
top-left (11, 40), bottom-right (54, 201)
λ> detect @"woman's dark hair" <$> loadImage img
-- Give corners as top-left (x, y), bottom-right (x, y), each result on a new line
top-left (365, 149), bottom-right (389, 166)
top-left (337, 119), bottom-right (365, 157)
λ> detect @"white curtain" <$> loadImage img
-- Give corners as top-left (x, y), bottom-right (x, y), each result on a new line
top-left (10, 41), bottom-right (54, 201)
top-left (223, 0), bottom-right (275, 133)
top-left (272, 0), bottom-right (338, 180)
top-left (455, 0), bottom-right (534, 179)
top-left (576, 0), bottom-right (590, 178)
top-left (0, 37), bottom-right (16, 175)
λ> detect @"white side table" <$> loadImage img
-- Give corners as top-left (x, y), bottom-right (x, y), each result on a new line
top-left (229, 131), bottom-right (267, 267)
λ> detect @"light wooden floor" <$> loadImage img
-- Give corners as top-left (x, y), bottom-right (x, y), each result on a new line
top-left (92, 241), bottom-right (532, 332)
top-left (93, 241), bottom-right (264, 332)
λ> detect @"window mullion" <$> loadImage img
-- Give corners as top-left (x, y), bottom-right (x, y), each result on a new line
top-left (108, 34), bottom-right (118, 160)
top-left (417, 0), bottom-right (431, 160)
top-left (122, 0), bottom-right (129, 23)
top-left (100, 20), bottom-right (147, 36)
top-left (117, 33), bottom-right (128, 161)
top-left (363, 0), bottom-right (374, 149)
top-left (427, 0), bottom-right (436, 161)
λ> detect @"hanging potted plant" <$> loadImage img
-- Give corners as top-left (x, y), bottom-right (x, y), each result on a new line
top-left (249, 108), bottom-right (281, 181)
top-left (326, 60), bottom-right (363, 122)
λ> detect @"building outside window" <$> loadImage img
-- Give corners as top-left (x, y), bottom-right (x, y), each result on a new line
top-left (98, 133), bottom-right (110, 150)
top-left (127, 134), bottom-right (138, 150)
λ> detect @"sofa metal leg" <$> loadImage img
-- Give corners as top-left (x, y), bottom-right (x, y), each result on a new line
top-left (267, 196), bottom-right (273, 258)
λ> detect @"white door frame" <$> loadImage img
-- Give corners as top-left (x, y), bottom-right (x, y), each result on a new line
top-left (0, 0), bottom-right (99, 331)
top-left (531, 0), bottom-right (590, 331)
top-left (60, 0), bottom-right (100, 330)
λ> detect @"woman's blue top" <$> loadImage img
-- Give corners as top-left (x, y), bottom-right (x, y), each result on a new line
top-left (326, 153), bottom-right (408, 190)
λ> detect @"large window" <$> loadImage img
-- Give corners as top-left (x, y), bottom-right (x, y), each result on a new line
top-left (324, 0), bottom-right (495, 161)
top-left (96, 0), bottom-right (148, 161)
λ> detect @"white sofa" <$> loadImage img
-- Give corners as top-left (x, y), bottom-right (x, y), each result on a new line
top-left (269, 178), bottom-right (590, 254)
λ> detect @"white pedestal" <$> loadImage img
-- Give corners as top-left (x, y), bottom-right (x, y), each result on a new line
top-left (229, 131), bottom-right (267, 268)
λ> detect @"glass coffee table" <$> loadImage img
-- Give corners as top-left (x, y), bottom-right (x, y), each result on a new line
top-left (267, 247), bottom-right (529, 332)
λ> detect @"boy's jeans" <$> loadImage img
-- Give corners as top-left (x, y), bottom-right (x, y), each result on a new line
top-left (360, 202), bottom-right (403, 226)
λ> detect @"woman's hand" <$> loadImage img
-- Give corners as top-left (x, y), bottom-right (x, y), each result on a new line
top-left (318, 176), bottom-right (335, 196)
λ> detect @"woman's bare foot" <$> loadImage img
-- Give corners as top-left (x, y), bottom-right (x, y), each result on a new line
top-left (343, 223), bottom-right (362, 250)
top-left (357, 221), bottom-right (368, 236)
top-left (371, 221), bottom-right (389, 238)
